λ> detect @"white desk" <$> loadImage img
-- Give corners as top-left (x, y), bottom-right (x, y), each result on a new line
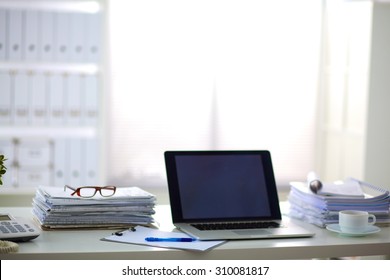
top-left (1, 206), bottom-right (389, 260)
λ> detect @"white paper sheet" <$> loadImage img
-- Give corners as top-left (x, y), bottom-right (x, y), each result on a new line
top-left (102, 225), bottom-right (225, 252)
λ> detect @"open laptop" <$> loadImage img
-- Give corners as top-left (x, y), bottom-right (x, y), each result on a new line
top-left (164, 150), bottom-right (314, 240)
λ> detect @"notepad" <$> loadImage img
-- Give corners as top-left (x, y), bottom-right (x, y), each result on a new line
top-left (101, 226), bottom-right (225, 251)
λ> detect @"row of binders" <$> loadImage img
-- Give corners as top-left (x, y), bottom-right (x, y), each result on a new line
top-left (288, 178), bottom-right (390, 227)
top-left (0, 71), bottom-right (99, 126)
top-left (0, 138), bottom-right (99, 188)
top-left (32, 186), bottom-right (156, 229)
top-left (0, 8), bottom-right (101, 63)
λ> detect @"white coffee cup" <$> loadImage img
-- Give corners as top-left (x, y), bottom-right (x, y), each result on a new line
top-left (339, 210), bottom-right (376, 233)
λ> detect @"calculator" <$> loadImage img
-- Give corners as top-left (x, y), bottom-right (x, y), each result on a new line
top-left (0, 213), bottom-right (40, 242)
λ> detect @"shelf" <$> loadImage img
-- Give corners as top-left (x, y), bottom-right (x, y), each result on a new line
top-left (0, 1), bottom-right (101, 13)
top-left (0, 0), bottom-right (106, 190)
top-left (0, 126), bottom-right (97, 138)
top-left (0, 62), bottom-right (99, 74)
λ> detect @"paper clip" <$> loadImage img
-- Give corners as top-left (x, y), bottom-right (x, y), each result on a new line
top-left (112, 227), bottom-right (136, 236)
top-left (113, 230), bottom-right (123, 236)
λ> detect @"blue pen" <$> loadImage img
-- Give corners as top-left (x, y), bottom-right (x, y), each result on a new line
top-left (145, 237), bottom-right (196, 242)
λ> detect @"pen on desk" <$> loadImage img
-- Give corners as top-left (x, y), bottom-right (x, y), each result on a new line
top-left (145, 237), bottom-right (196, 242)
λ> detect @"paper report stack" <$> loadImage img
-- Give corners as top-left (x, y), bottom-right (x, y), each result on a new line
top-left (287, 178), bottom-right (390, 227)
top-left (32, 186), bottom-right (156, 229)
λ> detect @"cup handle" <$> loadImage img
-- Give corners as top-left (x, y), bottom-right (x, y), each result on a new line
top-left (368, 214), bottom-right (376, 225)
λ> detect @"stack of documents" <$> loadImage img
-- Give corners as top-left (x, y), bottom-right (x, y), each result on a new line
top-left (287, 178), bottom-right (390, 227)
top-left (32, 186), bottom-right (156, 229)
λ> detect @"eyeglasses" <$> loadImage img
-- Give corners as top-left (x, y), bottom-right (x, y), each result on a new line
top-left (64, 185), bottom-right (117, 198)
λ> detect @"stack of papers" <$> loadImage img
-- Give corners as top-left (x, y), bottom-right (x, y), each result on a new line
top-left (287, 178), bottom-right (390, 227)
top-left (32, 186), bottom-right (156, 229)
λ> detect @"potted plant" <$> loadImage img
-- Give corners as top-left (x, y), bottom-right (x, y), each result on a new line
top-left (0, 155), bottom-right (6, 186)
top-left (0, 154), bottom-right (20, 253)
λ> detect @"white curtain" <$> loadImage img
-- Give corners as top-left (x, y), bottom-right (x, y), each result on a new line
top-left (107, 0), bottom-right (323, 188)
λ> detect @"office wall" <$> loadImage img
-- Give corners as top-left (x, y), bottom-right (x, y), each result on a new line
top-left (364, 3), bottom-right (390, 190)
top-left (319, 1), bottom-right (390, 192)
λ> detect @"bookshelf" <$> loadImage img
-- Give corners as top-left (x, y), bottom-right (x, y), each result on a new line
top-left (0, 0), bottom-right (106, 193)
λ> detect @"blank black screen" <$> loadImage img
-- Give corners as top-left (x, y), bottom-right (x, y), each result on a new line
top-left (175, 154), bottom-right (272, 220)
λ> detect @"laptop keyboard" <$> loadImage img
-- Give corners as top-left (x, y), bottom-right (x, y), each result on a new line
top-left (191, 221), bottom-right (281, 231)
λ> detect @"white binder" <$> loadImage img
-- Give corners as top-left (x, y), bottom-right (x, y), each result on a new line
top-left (8, 9), bottom-right (23, 60)
top-left (53, 138), bottom-right (67, 187)
top-left (85, 12), bottom-right (101, 62)
top-left (54, 12), bottom-right (70, 62)
top-left (18, 167), bottom-right (51, 188)
top-left (0, 9), bottom-right (6, 60)
top-left (48, 74), bottom-right (65, 125)
top-left (17, 139), bottom-right (51, 168)
top-left (16, 138), bottom-right (52, 187)
top-left (39, 11), bottom-right (55, 61)
top-left (83, 75), bottom-right (99, 125)
top-left (69, 12), bottom-right (86, 62)
top-left (31, 73), bottom-right (47, 125)
top-left (69, 139), bottom-right (83, 187)
top-left (66, 74), bottom-right (82, 125)
top-left (0, 72), bottom-right (12, 124)
top-left (24, 10), bottom-right (39, 61)
top-left (84, 138), bottom-right (98, 184)
top-left (13, 72), bottom-right (30, 124)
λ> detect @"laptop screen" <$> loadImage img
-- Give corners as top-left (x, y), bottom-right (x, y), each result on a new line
top-left (165, 151), bottom-right (282, 223)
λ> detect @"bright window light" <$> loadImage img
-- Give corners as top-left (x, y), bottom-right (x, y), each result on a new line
top-left (107, 0), bottom-right (323, 188)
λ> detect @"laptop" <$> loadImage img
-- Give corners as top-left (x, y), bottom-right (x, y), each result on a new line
top-left (164, 150), bottom-right (314, 240)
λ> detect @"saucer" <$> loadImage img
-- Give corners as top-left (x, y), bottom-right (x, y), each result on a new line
top-left (326, 224), bottom-right (381, 237)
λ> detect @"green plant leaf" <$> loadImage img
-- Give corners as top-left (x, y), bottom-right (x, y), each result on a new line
top-left (0, 154), bottom-right (7, 185)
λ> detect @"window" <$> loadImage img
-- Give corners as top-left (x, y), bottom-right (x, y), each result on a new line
top-left (107, 0), bottom-right (323, 188)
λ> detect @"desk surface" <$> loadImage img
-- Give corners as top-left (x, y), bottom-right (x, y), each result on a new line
top-left (1, 205), bottom-right (389, 260)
